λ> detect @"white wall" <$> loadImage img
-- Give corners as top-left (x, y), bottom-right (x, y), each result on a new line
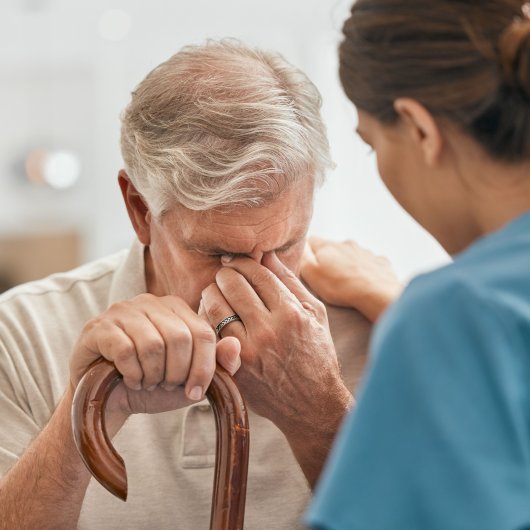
top-left (0, 0), bottom-right (449, 282)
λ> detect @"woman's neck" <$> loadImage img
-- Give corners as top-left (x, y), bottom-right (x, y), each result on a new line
top-left (441, 133), bottom-right (530, 253)
top-left (465, 162), bottom-right (530, 237)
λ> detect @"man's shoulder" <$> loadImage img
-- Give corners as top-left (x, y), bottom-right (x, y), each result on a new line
top-left (325, 303), bottom-right (372, 394)
top-left (0, 249), bottom-right (129, 325)
top-left (0, 249), bottom-right (132, 412)
top-left (326, 303), bottom-right (371, 332)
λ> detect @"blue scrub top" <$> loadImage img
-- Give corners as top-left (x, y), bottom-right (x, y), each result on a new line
top-left (306, 210), bottom-right (530, 530)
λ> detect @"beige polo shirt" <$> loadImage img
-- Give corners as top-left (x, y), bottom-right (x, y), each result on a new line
top-left (0, 240), bottom-right (371, 529)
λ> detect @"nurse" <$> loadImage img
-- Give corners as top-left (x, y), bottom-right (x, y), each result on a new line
top-left (304, 0), bottom-right (530, 529)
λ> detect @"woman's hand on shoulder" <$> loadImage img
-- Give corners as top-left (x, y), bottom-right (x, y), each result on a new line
top-left (300, 236), bottom-right (402, 323)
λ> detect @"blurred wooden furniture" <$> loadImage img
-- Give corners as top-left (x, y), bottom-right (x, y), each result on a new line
top-left (0, 231), bottom-right (81, 292)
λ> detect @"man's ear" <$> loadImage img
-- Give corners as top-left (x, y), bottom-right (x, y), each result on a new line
top-left (393, 98), bottom-right (443, 167)
top-left (118, 170), bottom-right (151, 245)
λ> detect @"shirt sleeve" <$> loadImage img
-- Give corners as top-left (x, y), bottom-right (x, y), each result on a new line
top-left (0, 323), bottom-right (42, 477)
top-left (305, 275), bottom-right (530, 530)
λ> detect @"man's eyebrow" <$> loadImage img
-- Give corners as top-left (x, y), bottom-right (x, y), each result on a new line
top-left (189, 243), bottom-right (232, 255)
top-left (186, 234), bottom-right (306, 255)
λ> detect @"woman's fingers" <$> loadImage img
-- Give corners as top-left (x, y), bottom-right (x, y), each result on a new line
top-left (306, 235), bottom-right (329, 253)
top-left (300, 236), bottom-right (402, 322)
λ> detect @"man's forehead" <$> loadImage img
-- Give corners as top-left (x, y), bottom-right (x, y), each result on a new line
top-left (180, 218), bottom-right (308, 255)
top-left (169, 180), bottom-right (314, 252)
top-left (183, 232), bottom-right (306, 254)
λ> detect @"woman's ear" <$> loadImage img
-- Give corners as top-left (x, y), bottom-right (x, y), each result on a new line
top-left (394, 98), bottom-right (444, 167)
top-left (118, 170), bottom-right (151, 245)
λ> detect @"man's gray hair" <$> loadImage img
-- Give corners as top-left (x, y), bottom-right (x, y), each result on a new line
top-left (120, 39), bottom-right (333, 216)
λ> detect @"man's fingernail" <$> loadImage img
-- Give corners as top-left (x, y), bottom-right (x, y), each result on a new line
top-left (221, 254), bottom-right (233, 264)
top-left (132, 383), bottom-right (142, 391)
top-left (162, 383), bottom-right (176, 391)
top-left (146, 384), bottom-right (157, 392)
top-left (188, 386), bottom-right (203, 401)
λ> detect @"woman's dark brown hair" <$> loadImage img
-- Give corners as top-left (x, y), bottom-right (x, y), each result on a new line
top-left (340, 0), bottom-right (530, 161)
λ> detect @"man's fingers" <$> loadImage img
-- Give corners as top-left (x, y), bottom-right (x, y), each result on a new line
top-left (148, 315), bottom-right (192, 390)
top-left (216, 336), bottom-right (242, 375)
top-left (77, 294), bottom-right (222, 403)
top-left (262, 252), bottom-right (319, 307)
top-left (202, 278), bottom-right (253, 332)
top-left (221, 253), bottom-right (320, 312)
top-left (200, 285), bottom-right (242, 375)
top-left (183, 323), bottom-right (217, 401)
top-left (88, 320), bottom-right (143, 391)
top-left (157, 295), bottom-right (218, 400)
top-left (114, 313), bottom-right (167, 390)
top-left (219, 257), bottom-right (297, 312)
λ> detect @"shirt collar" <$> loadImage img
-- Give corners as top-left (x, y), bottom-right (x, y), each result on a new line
top-left (108, 238), bottom-right (147, 305)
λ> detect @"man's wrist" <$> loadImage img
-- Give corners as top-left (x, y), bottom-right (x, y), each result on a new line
top-left (279, 381), bottom-right (352, 445)
top-left (279, 382), bottom-right (353, 488)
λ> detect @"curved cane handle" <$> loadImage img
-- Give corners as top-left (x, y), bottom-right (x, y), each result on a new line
top-left (71, 358), bottom-right (250, 530)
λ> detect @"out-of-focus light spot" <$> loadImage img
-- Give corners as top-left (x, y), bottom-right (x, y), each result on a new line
top-left (42, 151), bottom-right (81, 189)
top-left (98, 9), bottom-right (132, 42)
top-left (25, 149), bottom-right (48, 185)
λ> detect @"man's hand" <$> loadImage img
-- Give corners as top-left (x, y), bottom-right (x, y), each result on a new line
top-left (201, 252), bottom-right (352, 487)
top-left (301, 236), bottom-right (402, 323)
top-left (1, 292), bottom-right (242, 530)
top-left (69, 293), bottom-right (241, 428)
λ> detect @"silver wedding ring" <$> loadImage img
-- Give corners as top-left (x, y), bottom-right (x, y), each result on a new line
top-left (215, 314), bottom-right (242, 336)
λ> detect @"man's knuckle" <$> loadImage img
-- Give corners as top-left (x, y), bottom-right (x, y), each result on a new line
top-left (313, 300), bottom-right (327, 319)
top-left (114, 343), bottom-right (135, 364)
top-left (82, 317), bottom-right (100, 334)
top-left (207, 300), bottom-right (225, 320)
top-left (290, 309), bottom-right (309, 328)
top-left (163, 295), bottom-right (187, 311)
top-left (110, 300), bottom-right (132, 314)
top-left (134, 293), bottom-right (155, 304)
top-left (140, 337), bottom-right (165, 359)
top-left (172, 327), bottom-right (193, 347)
top-left (195, 326), bottom-right (216, 344)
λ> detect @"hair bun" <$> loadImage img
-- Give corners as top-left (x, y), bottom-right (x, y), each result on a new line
top-left (499, 14), bottom-right (530, 100)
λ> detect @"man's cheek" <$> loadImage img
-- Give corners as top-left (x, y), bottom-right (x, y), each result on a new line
top-left (187, 267), bottom-right (222, 310)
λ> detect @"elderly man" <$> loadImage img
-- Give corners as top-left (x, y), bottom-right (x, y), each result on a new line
top-left (0, 41), bottom-right (370, 529)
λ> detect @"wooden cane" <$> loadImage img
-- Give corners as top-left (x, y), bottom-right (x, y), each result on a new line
top-left (71, 359), bottom-right (249, 530)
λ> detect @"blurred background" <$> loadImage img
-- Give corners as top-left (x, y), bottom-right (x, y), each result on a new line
top-left (0, 0), bottom-right (448, 293)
